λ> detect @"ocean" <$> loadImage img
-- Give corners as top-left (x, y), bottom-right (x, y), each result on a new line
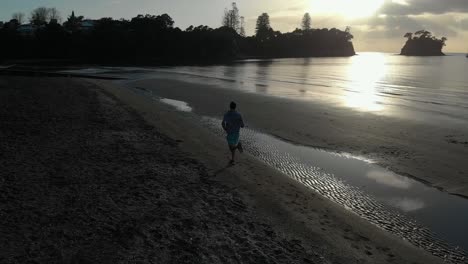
top-left (156, 52), bottom-right (468, 127)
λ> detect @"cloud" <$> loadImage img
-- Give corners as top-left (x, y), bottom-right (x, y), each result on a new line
top-left (287, 6), bottom-right (305, 12)
top-left (380, 0), bottom-right (468, 16)
top-left (244, 0), bottom-right (468, 52)
top-left (460, 18), bottom-right (468, 30)
top-left (354, 13), bottom-right (458, 38)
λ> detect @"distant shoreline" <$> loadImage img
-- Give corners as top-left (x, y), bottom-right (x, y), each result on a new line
top-left (6, 52), bottom-right (468, 69)
top-left (1, 52), bottom-right (357, 68)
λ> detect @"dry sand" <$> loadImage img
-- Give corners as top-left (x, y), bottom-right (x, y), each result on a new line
top-left (130, 78), bottom-right (468, 198)
top-left (0, 76), bottom-right (444, 263)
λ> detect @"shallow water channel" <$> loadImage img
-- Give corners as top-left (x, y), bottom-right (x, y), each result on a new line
top-left (134, 87), bottom-right (468, 263)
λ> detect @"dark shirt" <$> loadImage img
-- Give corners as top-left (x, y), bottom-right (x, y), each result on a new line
top-left (222, 110), bottom-right (245, 134)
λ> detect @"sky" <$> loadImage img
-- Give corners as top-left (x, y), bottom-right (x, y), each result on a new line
top-left (1, 0), bottom-right (467, 52)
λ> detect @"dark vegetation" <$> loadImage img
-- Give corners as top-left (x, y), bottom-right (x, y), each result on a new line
top-left (243, 13), bottom-right (355, 58)
top-left (401, 30), bottom-right (447, 56)
top-left (0, 4), bottom-right (355, 65)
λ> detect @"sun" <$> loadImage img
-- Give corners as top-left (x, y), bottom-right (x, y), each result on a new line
top-left (310, 0), bottom-right (385, 19)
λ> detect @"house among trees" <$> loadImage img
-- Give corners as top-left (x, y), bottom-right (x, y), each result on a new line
top-left (17, 24), bottom-right (36, 37)
top-left (79, 20), bottom-right (95, 32)
top-left (62, 11), bottom-right (95, 33)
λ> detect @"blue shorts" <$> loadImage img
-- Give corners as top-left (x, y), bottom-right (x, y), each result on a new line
top-left (226, 133), bottom-right (240, 146)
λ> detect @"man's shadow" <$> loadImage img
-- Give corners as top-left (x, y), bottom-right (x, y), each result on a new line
top-left (212, 163), bottom-right (234, 177)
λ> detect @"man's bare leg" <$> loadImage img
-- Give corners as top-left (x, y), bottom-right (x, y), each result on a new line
top-left (230, 145), bottom-right (236, 164)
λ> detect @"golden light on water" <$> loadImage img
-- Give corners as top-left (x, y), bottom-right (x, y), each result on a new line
top-left (310, 0), bottom-right (385, 18)
top-left (344, 53), bottom-right (387, 111)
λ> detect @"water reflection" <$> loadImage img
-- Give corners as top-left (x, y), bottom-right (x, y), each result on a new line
top-left (255, 84), bottom-right (268, 93)
top-left (298, 58), bottom-right (312, 95)
top-left (200, 116), bottom-right (467, 260)
top-left (160, 98), bottom-right (192, 112)
top-left (254, 60), bottom-right (273, 93)
top-left (72, 54), bottom-right (468, 126)
top-left (389, 198), bottom-right (425, 212)
top-left (222, 65), bottom-right (246, 91)
top-left (366, 170), bottom-right (412, 189)
top-left (344, 53), bottom-right (387, 111)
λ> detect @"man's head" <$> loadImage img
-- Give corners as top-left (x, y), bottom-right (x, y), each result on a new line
top-left (230, 101), bottom-right (237, 110)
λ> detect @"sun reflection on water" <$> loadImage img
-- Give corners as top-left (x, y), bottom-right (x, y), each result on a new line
top-left (344, 53), bottom-right (387, 111)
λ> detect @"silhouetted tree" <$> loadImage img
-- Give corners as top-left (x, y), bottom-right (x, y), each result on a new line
top-left (35, 20), bottom-right (69, 58)
top-left (131, 14), bottom-right (174, 30)
top-left (64, 11), bottom-right (84, 32)
top-left (441, 37), bottom-right (447, 46)
top-left (301, 13), bottom-right (311, 31)
top-left (344, 26), bottom-right (353, 41)
top-left (0, 19), bottom-right (24, 62)
top-left (0, 9), bottom-right (356, 64)
top-left (256, 13), bottom-right (271, 32)
top-left (128, 14), bottom-right (175, 62)
top-left (12, 12), bottom-right (25, 24)
top-left (49, 8), bottom-right (62, 23)
top-left (403, 32), bottom-right (412, 40)
top-left (256, 13), bottom-right (274, 41)
top-left (239, 16), bottom-right (245, 37)
top-left (414, 30), bottom-right (431, 39)
top-left (30, 7), bottom-right (50, 26)
top-left (222, 2), bottom-right (240, 33)
top-left (3, 19), bottom-right (20, 30)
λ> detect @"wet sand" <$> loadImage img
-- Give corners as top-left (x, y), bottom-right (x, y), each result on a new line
top-left (0, 76), bottom-right (444, 263)
top-left (130, 78), bottom-right (468, 198)
top-left (96, 78), bottom-right (446, 263)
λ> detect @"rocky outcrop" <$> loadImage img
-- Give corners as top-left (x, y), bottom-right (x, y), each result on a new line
top-left (400, 31), bottom-right (446, 56)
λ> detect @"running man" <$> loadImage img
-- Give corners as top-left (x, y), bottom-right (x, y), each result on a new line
top-left (222, 101), bottom-right (245, 164)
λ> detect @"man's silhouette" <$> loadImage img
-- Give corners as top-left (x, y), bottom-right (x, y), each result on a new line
top-left (222, 101), bottom-right (245, 164)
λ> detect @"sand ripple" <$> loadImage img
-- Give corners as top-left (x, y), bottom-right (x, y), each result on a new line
top-left (202, 117), bottom-right (467, 264)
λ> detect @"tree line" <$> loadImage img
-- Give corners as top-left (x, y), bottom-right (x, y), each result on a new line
top-left (0, 4), bottom-right (355, 65)
top-left (9, 7), bottom-right (62, 25)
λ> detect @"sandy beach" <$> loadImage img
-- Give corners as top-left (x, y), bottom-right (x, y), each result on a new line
top-left (130, 77), bottom-right (468, 199)
top-left (0, 76), bottom-right (448, 263)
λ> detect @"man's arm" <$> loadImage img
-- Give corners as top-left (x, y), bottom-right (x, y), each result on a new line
top-left (240, 115), bottom-right (245, 128)
top-left (222, 121), bottom-right (227, 131)
top-left (222, 115), bottom-right (227, 132)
